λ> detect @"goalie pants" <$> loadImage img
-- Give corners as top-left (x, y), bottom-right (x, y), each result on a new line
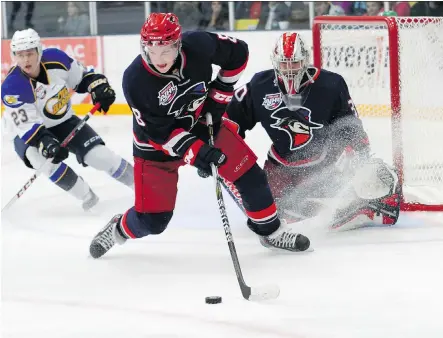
top-left (263, 157), bottom-right (399, 225)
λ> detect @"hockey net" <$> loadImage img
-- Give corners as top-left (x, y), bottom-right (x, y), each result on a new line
top-left (312, 16), bottom-right (443, 212)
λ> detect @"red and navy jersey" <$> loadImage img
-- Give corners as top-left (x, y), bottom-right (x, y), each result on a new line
top-left (122, 31), bottom-right (248, 161)
top-left (226, 68), bottom-right (369, 168)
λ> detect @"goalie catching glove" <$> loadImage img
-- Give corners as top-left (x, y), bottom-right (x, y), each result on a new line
top-left (87, 74), bottom-right (116, 113)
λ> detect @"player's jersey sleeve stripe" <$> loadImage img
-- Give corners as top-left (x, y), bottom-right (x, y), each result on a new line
top-left (142, 128), bottom-right (197, 157)
top-left (22, 124), bottom-right (44, 144)
top-left (217, 56), bottom-right (249, 84)
top-left (160, 129), bottom-right (196, 157)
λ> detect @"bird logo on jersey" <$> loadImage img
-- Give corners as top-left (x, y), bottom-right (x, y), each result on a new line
top-left (167, 81), bottom-right (208, 128)
top-left (270, 107), bottom-right (323, 150)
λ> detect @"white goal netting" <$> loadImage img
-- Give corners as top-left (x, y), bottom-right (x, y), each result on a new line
top-left (313, 16), bottom-right (443, 210)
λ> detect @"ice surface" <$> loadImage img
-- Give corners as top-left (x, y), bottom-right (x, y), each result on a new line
top-left (2, 116), bottom-right (443, 338)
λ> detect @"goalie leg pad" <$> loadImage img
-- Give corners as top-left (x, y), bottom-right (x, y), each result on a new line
top-left (331, 187), bottom-right (401, 230)
top-left (352, 158), bottom-right (399, 200)
top-left (214, 123), bottom-right (257, 183)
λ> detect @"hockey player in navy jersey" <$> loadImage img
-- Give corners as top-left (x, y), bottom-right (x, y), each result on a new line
top-left (225, 32), bottom-right (401, 230)
top-left (2, 29), bottom-right (134, 211)
top-left (89, 13), bottom-right (311, 259)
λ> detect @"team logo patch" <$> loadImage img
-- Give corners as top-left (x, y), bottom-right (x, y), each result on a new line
top-left (35, 85), bottom-right (46, 100)
top-left (158, 81), bottom-right (178, 106)
top-left (3, 95), bottom-right (22, 107)
top-left (44, 87), bottom-right (71, 118)
top-left (167, 81), bottom-right (207, 128)
top-left (270, 106), bottom-right (323, 150)
top-left (262, 93), bottom-right (282, 110)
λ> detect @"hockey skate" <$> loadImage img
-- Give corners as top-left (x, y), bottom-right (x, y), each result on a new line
top-left (90, 214), bottom-right (126, 259)
top-left (259, 220), bottom-right (311, 252)
top-left (82, 188), bottom-right (99, 211)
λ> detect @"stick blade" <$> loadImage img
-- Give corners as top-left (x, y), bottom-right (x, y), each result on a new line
top-left (248, 284), bottom-right (280, 301)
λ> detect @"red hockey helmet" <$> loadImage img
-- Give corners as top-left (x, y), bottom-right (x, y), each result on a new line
top-left (140, 13), bottom-right (182, 65)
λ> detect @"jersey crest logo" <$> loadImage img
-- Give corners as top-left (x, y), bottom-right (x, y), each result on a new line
top-left (168, 81), bottom-right (208, 127)
top-left (43, 86), bottom-right (71, 119)
top-left (35, 85), bottom-right (46, 100)
top-left (270, 107), bottom-right (323, 150)
top-left (158, 81), bottom-right (178, 106)
top-left (262, 93), bottom-right (282, 110)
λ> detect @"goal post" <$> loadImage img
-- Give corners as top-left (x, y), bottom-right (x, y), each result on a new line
top-left (312, 16), bottom-right (443, 212)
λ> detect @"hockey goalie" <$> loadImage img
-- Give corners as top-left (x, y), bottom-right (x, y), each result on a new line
top-left (224, 32), bottom-right (401, 230)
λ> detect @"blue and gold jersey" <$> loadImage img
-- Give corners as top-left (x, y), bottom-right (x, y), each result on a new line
top-left (1, 48), bottom-right (91, 144)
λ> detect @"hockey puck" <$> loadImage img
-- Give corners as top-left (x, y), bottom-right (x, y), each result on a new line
top-left (205, 296), bottom-right (222, 304)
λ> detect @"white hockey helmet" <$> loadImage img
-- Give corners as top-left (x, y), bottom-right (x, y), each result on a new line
top-left (271, 32), bottom-right (312, 95)
top-left (10, 28), bottom-right (43, 63)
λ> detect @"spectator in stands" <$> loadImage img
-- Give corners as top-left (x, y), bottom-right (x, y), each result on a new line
top-left (411, 1), bottom-right (443, 16)
top-left (58, 2), bottom-right (89, 36)
top-left (391, 2), bottom-right (411, 16)
top-left (350, 2), bottom-right (367, 15)
top-left (314, 1), bottom-right (345, 16)
top-left (200, 1), bottom-right (229, 31)
top-left (151, 1), bottom-right (174, 13)
top-left (365, 1), bottom-right (385, 16)
top-left (257, 1), bottom-right (291, 30)
top-left (8, 1), bottom-right (35, 31)
top-left (235, 1), bottom-right (262, 20)
top-left (172, 2), bottom-right (201, 30)
top-left (332, 2), bottom-right (353, 14)
top-left (290, 2), bottom-right (309, 24)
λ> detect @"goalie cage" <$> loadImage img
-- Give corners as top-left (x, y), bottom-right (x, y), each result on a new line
top-left (312, 16), bottom-right (443, 212)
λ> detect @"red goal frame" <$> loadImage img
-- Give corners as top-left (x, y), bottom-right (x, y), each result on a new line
top-left (312, 16), bottom-right (443, 212)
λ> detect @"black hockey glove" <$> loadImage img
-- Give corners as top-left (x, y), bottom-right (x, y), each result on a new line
top-left (202, 79), bottom-right (234, 123)
top-left (38, 135), bottom-right (69, 164)
top-left (87, 74), bottom-right (116, 113)
top-left (183, 140), bottom-right (227, 176)
top-left (197, 168), bottom-right (210, 178)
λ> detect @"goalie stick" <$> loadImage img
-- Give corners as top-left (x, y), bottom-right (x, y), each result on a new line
top-left (1, 103), bottom-right (101, 212)
top-left (206, 112), bottom-right (280, 302)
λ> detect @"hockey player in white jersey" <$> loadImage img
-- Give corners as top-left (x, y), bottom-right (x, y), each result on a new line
top-left (2, 29), bottom-right (134, 210)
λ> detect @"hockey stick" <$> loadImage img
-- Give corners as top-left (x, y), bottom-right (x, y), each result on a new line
top-left (1, 103), bottom-right (101, 212)
top-left (205, 112), bottom-right (280, 302)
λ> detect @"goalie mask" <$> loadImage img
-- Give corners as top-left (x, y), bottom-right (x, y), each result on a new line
top-left (271, 32), bottom-right (314, 110)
